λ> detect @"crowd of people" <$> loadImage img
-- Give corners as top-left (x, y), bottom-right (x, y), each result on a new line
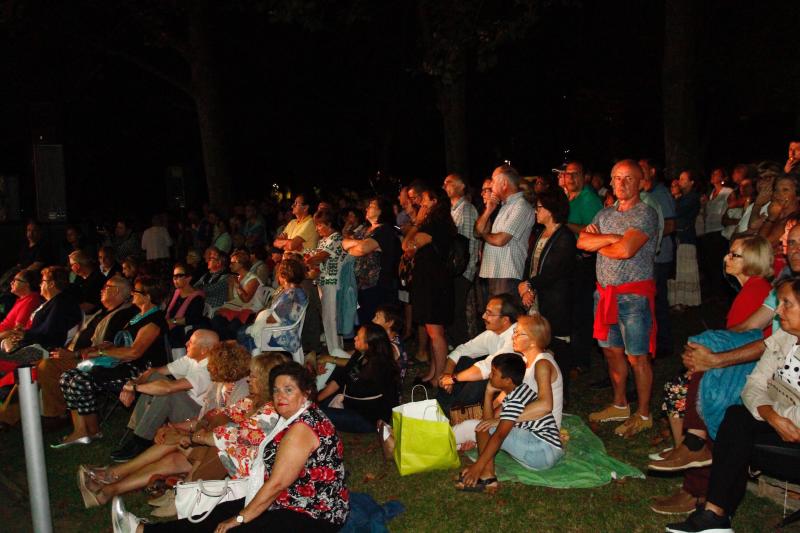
top-left (1, 140), bottom-right (800, 532)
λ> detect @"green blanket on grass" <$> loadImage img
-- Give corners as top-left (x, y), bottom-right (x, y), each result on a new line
top-left (466, 414), bottom-right (644, 489)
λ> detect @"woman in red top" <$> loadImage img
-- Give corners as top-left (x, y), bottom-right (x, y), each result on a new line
top-left (649, 236), bottom-right (774, 513)
top-left (0, 270), bottom-right (43, 341)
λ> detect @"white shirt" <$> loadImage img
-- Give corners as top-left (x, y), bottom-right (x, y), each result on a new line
top-left (704, 187), bottom-right (733, 234)
top-left (448, 323), bottom-right (516, 366)
top-left (141, 226), bottom-right (173, 260)
top-left (167, 356), bottom-right (211, 406)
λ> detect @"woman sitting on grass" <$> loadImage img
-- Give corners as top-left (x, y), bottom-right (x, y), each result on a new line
top-left (317, 323), bottom-right (400, 433)
top-left (76, 344), bottom-right (277, 510)
top-left (457, 350), bottom-right (564, 493)
top-left (452, 314), bottom-right (564, 451)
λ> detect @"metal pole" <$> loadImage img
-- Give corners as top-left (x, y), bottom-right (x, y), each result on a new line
top-left (17, 365), bottom-right (53, 533)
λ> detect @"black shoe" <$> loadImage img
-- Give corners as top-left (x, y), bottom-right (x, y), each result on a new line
top-left (590, 377), bottom-right (611, 389)
top-left (665, 509), bottom-right (733, 532)
top-left (110, 436), bottom-right (152, 462)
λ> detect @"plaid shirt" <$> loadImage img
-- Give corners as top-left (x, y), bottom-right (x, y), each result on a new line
top-left (478, 192), bottom-right (536, 280)
top-left (450, 197), bottom-right (480, 281)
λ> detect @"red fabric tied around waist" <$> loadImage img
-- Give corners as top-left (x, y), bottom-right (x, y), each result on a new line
top-left (593, 279), bottom-right (657, 356)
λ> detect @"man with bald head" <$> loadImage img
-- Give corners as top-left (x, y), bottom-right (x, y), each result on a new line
top-left (111, 329), bottom-right (220, 461)
top-left (578, 159), bottom-right (659, 438)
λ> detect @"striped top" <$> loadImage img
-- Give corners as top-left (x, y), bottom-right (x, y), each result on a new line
top-left (500, 382), bottom-right (562, 449)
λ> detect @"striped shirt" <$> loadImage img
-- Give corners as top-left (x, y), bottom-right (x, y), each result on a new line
top-left (451, 197), bottom-right (480, 281)
top-left (500, 382), bottom-right (562, 449)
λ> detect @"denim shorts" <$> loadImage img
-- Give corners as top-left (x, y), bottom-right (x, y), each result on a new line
top-left (489, 426), bottom-right (564, 470)
top-left (593, 291), bottom-right (652, 356)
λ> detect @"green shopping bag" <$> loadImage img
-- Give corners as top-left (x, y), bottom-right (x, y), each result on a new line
top-left (392, 385), bottom-right (460, 476)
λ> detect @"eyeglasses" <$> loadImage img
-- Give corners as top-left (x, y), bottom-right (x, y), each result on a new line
top-left (131, 289), bottom-right (145, 295)
top-left (727, 252), bottom-right (744, 259)
top-left (172, 273), bottom-right (188, 279)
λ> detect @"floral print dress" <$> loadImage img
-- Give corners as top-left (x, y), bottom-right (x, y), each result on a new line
top-left (262, 407), bottom-right (349, 525)
top-left (212, 398), bottom-right (280, 478)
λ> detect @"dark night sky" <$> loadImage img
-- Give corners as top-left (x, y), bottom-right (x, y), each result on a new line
top-left (1, 0), bottom-right (798, 222)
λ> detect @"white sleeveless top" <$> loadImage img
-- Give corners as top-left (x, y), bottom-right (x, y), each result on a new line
top-left (522, 351), bottom-right (564, 428)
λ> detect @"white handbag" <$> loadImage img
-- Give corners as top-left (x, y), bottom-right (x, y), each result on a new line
top-left (176, 402), bottom-right (311, 522)
top-left (175, 478), bottom-right (248, 523)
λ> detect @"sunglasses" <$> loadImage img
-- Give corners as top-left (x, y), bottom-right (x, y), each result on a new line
top-left (131, 289), bottom-right (146, 295)
top-left (172, 273), bottom-right (188, 278)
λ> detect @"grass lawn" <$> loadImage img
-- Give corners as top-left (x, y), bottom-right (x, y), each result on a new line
top-left (0, 302), bottom-right (796, 532)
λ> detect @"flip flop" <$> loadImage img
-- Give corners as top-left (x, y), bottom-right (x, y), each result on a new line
top-left (455, 475), bottom-right (499, 493)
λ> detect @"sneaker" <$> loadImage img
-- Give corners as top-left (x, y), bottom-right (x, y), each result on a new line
top-left (588, 404), bottom-right (630, 423)
top-left (650, 488), bottom-right (705, 515)
top-left (614, 414), bottom-right (653, 437)
top-left (649, 444), bottom-right (712, 472)
top-left (111, 436), bottom-right (152, 463)
top-left (665, 508), bottom-right (733, 532)
top-left (648, 447), bottom-right (674, 461)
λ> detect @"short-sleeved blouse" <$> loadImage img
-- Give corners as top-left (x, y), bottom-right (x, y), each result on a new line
top-left (263, 407), bottom-right (349, 525)
top-left (316, 233), bottom-right (347, 286)
top-left (213, 398), bottom-right (280, 478)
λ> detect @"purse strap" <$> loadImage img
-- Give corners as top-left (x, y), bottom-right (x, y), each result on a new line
top-left (187, 479), bottom-right (231, 523)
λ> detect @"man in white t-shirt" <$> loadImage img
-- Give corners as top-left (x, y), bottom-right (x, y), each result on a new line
top-left (436, 294), bottom-right (519, 411)
top-left (111, 329), bottom-right (219, 461)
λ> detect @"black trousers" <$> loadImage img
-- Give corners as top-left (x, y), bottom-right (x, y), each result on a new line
top-left (571, 254), bottom-right (597, 368)
top-left (706, 404), bottom-right (800, 516)
top-left (144, 499), bottom-right (340, 533)
top-left (654, 261), bottom-right (674, 358)
top-left (436, 355), bottom-right (489, 413)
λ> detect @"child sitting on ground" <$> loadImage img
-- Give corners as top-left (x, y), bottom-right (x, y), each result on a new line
top-left (456, 352), bottom-right (564, 493)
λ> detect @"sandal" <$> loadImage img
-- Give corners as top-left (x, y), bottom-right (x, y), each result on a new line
top-left (454, 474), bottom-right (499, 493)
top-left (82, 465), bottom-right (119, 486)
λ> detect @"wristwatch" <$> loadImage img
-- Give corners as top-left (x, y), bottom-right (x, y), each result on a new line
top-left (236, 514), bottom-right (245, 524)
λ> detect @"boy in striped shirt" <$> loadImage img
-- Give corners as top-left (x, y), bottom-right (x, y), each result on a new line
top-left (457, 352), bottom-right (564, 493)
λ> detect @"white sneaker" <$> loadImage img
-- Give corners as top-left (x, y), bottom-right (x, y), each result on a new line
top-left (112, 496), bottom-right (143, 533)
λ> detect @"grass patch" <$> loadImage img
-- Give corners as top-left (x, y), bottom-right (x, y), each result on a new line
top-left (0, 302), bottom-right (796, 532)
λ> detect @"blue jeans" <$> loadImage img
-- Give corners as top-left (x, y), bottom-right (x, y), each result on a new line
top-left (489, 426), bottom-right (564, 470)
top-left (593, 291), bottom-right (652, 356)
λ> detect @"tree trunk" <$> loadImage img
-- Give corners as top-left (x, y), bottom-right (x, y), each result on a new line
top-left (662, 0), bottom-right (703, 181)
top-left (188, 1), bottom-right (232, 209)
top-left (436, 67), bottom-right (469, 178)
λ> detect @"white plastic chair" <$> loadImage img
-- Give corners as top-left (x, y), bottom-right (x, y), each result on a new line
top-left (252, 301), bottom-right (309, 364)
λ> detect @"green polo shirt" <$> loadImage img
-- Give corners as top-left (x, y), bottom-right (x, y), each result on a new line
top-left (568, 185), bottom-right (603, 226)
